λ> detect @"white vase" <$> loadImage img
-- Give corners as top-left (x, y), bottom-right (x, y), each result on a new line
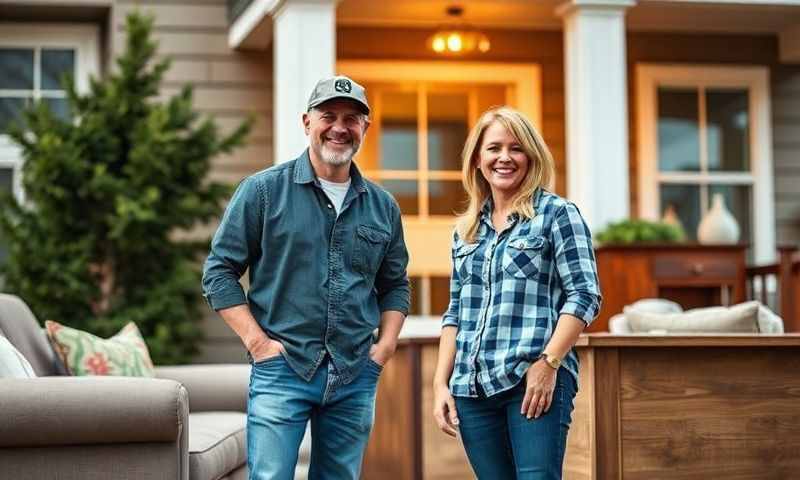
top-left (697, 193), bottom-right (740, 244)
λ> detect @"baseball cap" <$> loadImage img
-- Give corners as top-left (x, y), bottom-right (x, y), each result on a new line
top-left (307, 75), bottom-right (370, 115)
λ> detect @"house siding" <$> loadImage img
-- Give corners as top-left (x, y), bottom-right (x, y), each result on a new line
top-left (112, 0), bottom-right (272, 362)
top-left (772, 66), bottom-right (800, 246)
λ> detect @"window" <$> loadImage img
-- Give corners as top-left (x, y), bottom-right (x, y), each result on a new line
top-left (0, 24), bottom-right (99, 262)
top-left (339, 61), bottom-right (541, 315)
top-left (637, 65), bottom-right (775, 264)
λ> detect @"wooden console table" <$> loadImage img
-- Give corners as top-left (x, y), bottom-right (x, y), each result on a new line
top-left (363, 328), bottom-right (800, 480)
top-left (591, 244), bottom-right (748, 332)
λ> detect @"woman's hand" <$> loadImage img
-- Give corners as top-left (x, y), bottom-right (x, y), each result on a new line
top-left (521, 359), bottom-right (558, 419)
top-left (432, 383), bottom-right (460, 437)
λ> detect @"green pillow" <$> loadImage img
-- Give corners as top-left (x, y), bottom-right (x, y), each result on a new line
top-left (45, 320), bottom-right (155, 377)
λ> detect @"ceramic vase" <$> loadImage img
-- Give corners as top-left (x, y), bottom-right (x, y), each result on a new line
top-left (697, 193), bottom-right (740, 244)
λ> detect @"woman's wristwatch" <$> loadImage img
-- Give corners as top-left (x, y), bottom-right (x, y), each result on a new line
top-left (538, 352), bottom-right (561, 370)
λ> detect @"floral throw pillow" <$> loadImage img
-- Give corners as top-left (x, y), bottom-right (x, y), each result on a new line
top-left (45, 320), bottom-right (155, 377)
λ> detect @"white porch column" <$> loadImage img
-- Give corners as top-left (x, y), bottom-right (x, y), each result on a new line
top-left (273, 0), bottom-right (337, 164)
top-left (557, 0), bottom-right (635, 231)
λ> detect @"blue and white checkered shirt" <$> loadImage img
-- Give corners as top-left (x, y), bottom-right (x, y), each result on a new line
top-left (443, 189), bottom-right (601, 397)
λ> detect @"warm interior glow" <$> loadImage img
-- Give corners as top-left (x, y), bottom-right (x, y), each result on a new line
top-left (427, 30), bottom-right (490, 55)
top-left (432, 36), bottom-right (446, 53)
top-left (446, 33), bottom-right (462, 52)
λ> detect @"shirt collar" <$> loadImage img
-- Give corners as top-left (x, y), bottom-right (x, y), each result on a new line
top-left (480, 187), bottom-right (545, 227)
top-left (293, 148), bottom-right (367, 194)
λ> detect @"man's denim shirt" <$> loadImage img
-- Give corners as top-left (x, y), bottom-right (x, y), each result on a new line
top-left (202, 150), bottom-right (410, 383)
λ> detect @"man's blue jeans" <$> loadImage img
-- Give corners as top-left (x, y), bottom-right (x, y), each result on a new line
top-left (247, 354), bottom-right (382, 480)
top-left (454, 367), bottom-right (578, 480)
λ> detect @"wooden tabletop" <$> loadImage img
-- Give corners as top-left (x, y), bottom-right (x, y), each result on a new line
top-left (575, 333), bottom-right (800, 347)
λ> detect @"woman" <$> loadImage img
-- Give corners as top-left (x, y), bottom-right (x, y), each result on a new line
top-left (432, 106), bottom-right (601, 479)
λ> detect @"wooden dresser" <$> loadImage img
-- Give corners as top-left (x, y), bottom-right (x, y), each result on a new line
top-left (591, 244), bottom-right (748, 332)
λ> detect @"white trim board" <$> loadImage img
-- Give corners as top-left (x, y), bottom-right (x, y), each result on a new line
top-left (636, 63), bottom-right (775, 264)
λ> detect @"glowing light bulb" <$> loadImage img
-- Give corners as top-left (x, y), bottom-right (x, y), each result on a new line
top-left (432, 36), bottom-right (446, 53)
top-left (447, 33), bottom-right (462, 52)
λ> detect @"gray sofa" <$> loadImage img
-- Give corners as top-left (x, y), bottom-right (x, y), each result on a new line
top-left (0, 293), bottom-right (249, 480)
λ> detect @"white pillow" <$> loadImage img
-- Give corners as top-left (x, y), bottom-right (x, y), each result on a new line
top-left (0, 336), bottom-right (37, 378)
top-left (608, 313), bottom-right (632, 334)
top-left (757, 304), bottom-right (784, 334)
top-left (626, 298), bottom-right (683, 314)
top-left (624, 301), bottom-right (760, 334)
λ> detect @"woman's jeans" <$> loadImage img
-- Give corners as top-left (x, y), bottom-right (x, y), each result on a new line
top-left (247, 354), bottom-right (382, 480)
top-left (454, 367), bottom-right (578, 480)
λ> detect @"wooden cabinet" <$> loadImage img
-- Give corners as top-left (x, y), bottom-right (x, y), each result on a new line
top-left (364, 334), bottom-right (800, 480)
top-left (591, 244), bottom-right (748, 332)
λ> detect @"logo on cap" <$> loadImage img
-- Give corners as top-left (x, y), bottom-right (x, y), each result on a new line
top-left (334, 79), bottom-right (352, 93)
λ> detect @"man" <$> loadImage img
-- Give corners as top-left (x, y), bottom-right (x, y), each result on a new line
top-left (202, 76), bottom-right (410, 479)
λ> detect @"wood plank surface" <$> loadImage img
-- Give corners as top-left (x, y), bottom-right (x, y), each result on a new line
top-left (619, 347), bottom-right (800, 480)
top-left (363, 347), bottom-right (417, 480)
top-left (576, 334), bottom-right (800, 348)
top-left (564, 349), bottom-right (595, 480)
top-left (420, 345), bottom-right (474, 480)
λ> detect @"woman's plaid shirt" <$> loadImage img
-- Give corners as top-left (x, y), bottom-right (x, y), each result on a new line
top-left (443, 189), bottom-right (602, 397)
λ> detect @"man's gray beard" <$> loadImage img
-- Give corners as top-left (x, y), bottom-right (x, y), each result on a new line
top-left (320, 142), bottom-right (360, 166)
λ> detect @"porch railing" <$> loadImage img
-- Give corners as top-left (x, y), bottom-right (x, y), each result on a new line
top-left (746, 245), bottom-right (800, 332)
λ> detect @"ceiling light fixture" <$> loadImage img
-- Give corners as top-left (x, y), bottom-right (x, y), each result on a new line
top-left (427, 5), bottom-right (491, 55)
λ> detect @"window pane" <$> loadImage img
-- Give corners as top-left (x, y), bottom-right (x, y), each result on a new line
top-left (428, 92), bottom-right (468, 171)
top-left (41, 49), bottom-right (75, 90)
top-left (709, 185), bottom-right (751, 246)
top-left (42, 97), bottom-right (70, 121)
top-left (0, 48), bottom-right (34, 89)
top-left (381, 91), bottom-right (418, 170)
top-left (660, 184), bottom-right (701, 241)
top-left (380, 179), bottom-right (418, 215)
top-left (430, 276), bottom-right (451, 317)
top-left (0, 167), bottom-right (12, 193)
top-left (0, 97), bottom-right (28, 133)
top-left (429, 180), bottom-right (467, 216)
top-left (707, 89), bottom-right (749, 172)
top-left (658, 88), bottom-right (700, 172)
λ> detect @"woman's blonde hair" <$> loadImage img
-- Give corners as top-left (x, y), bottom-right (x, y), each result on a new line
top-left (455, 106), bottom-right (555, 243)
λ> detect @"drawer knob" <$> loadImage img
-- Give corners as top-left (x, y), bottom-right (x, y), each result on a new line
top-left (691, 264), bottom-right (705, 275)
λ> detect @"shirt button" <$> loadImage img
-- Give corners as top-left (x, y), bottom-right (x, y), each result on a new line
top-left (327, 204), bottom-right (332, 209)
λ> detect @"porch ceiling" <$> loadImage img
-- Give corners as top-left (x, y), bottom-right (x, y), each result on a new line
top-left (336, 0), bottom-right (800, 34)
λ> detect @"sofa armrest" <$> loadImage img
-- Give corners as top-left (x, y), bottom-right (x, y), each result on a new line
top-left (0, 376), bottom-right (188, 448)
top-left (155, 363), bottom-right (249, 412)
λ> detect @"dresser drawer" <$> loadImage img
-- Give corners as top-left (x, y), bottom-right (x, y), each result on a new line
top-left (652, 255), bottom-right (738, 280)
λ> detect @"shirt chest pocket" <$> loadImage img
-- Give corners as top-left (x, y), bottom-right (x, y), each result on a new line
top-left (353, 225), bottom-right (390, 275)
top-left (502, 236), bottom-right (548, 279)
top-left (453, 242), bottom-right (480, 280)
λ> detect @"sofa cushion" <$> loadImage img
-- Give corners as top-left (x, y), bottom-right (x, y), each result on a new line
top-left (46, 320), bottom-right (155, 377)
top-left (189, 412), bottom-right (246, 480)
top-left (0, 293), bottom-right (65, 376)
top-left (624, 301), bottom-right (760, 334)
top-left (0, 336), bottom-right (37, 378)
